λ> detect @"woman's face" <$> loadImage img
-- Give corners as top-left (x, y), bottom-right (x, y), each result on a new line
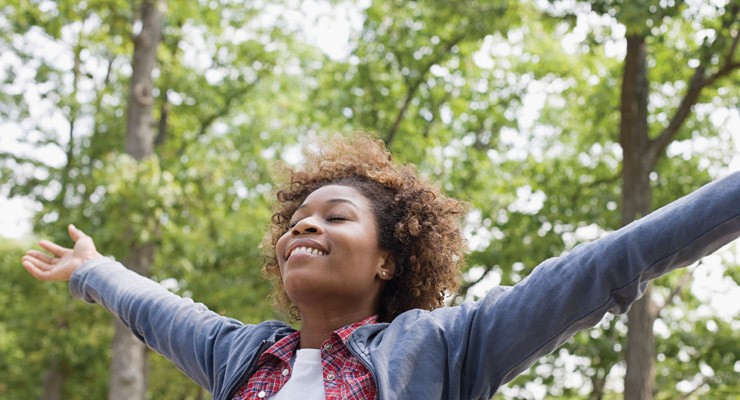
top-left (275, 185), bottom-right (391, 312)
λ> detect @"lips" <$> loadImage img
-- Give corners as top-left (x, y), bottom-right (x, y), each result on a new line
top-left (286, 239), bottom-right (329, 259)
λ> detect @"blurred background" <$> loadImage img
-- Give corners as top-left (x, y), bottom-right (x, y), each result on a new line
top-left (1, 0), bottom-right (738, 399)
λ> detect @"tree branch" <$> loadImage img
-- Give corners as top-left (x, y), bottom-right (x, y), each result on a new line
top-left (676, 374), bottom-right (711, 400)
top-left (582, 168), bottom-right (622, 188)
top-left (653, 262), bottom-right (699, 318)
top-left (177, 77), bottom-right (263, 156)
top-left (385, 32), bottom-right (468, 146)
top-left (456, 263), bottom-right (498, 301)
top-left (650, 6), bottom-right (740, 160)
top-left (649, 66), bottom-right (706, 161)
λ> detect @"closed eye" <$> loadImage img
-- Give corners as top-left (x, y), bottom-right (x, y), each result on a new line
top-left (327, 214), bottom-right (347, 222)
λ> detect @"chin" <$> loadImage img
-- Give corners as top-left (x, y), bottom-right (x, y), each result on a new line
top-left (282, 275), bottom-right (323, 302)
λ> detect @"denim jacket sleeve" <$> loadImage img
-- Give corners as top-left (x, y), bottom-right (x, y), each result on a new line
top-left (441, 172), bottom-right (739, 396)
top-left (68, 259), bottom-right (249, 393)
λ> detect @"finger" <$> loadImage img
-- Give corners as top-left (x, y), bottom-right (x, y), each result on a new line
top-left (68, 224), bottom-right (88, 242)
top-left (22, 259), bottom-right (54, 280)
top-left (39, 240), bottom-right (70, 257)
top-left (21, 255), bottom-right (55, 271)
top-left (25, 250), bottom-right (57, 265)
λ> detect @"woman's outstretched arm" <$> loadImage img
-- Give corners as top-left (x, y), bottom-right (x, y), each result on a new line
top-left (20, 225), bottom-right (268, 396)
top-left (414, 171), bottom-right (740, 398)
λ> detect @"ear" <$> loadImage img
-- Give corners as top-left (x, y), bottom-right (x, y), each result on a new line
top-left (377, 253), bottom-right (396, 280)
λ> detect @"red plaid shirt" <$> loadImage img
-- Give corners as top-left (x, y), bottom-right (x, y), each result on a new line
top-left (232, 315), bottom-right (378, 400)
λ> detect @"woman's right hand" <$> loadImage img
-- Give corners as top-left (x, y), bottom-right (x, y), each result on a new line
top-left (22, 224), bottom-right (103, 281)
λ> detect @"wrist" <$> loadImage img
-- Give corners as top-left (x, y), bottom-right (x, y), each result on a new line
top-left (80, 252), bottom-right (105, 264)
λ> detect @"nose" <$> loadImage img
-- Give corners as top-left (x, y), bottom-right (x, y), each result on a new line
top-left (291, 217), bottom-right (322, 236)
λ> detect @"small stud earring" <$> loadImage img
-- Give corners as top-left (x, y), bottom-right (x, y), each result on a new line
top-left (381, 271), bottom-right (387, 277)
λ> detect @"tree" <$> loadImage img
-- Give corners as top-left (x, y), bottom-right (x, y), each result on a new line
top-left (109, 1), bottom-right (164, 398)
top-left (502, 1), bottom-right (739, 397)
top-left (588, 1), bottom-right (739, 398)
top-left (1, 0), bottom-right (299, 397)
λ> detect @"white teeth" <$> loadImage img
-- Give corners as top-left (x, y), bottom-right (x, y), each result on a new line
top-left (290, 246), bottom-right (326, 257)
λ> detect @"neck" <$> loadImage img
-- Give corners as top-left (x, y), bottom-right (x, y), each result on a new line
top-left (298, 308), bottom-right (375, 349)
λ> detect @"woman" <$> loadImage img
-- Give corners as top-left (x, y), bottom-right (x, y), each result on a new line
top-left (22, 135), bottom-right (740, 399)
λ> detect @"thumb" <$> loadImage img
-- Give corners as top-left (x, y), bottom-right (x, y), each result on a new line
top-left (67, 224), bottom-right (102, 262)
top-left (68, 224), bottom-right (88, 242)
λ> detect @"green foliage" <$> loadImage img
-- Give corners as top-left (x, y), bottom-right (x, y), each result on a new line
top-left (311, 0), bottom-right (519, 146)
top-left (0, 239), bottom-right (112, 399)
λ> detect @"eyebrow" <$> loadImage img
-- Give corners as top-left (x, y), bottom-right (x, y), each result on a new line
top-left (297, 198), bottom-right (360, 210)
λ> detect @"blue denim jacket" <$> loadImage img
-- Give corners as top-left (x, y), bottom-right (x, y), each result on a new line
top-left (70, 172), bottom-right (739, 400)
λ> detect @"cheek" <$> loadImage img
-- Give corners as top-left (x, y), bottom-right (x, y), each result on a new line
top-left (275, 232), bottom-right (291, 264)
top-left (346, 232), bottom-right (384, 265)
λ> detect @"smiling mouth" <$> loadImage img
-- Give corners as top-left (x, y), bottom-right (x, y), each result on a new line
top-left (289, 246), bottom-right (327, 258)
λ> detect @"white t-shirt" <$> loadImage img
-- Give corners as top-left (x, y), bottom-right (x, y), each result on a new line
top-left (269, 349), bottom-right (325, 399)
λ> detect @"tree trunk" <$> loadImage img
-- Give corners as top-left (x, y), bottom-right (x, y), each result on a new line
top-left (125, 0), bottom-right (163, 162)
top-left (109, 319), bottom-right (148, 400)
top-left (620, 34), bottom-right (656, 400)
top-left (109, 1), bottom-right (164, 399)
top-left (39, 356), bottom-right (64, 400)
top-left (624, 287), bottom-right (656, 399)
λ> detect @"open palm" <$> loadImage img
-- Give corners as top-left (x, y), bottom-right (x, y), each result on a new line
top-left (22, 224), bottom-right (103, 281)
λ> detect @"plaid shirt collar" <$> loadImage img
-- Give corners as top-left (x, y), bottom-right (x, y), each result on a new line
top-left (233, 314), bottom-right (379, 400)
top-left (261, 314), bottom-right (378, 365)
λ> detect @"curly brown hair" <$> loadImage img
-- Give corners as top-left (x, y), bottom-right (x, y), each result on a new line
top-left (261, 133), bottom-right (468, 322)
